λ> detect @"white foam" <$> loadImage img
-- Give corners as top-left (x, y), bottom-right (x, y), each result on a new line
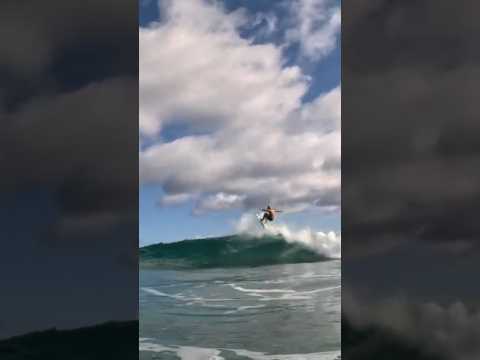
top-left (139, 341), bottom-right (340, 360)
top-left (299, 285), bottom-right (341, 294)
top-left (141, 287), bottom-right (235, 302)
top-left (298, 272), bottom-right (338, 279)
top-left (231, 348), bottom-right (341, 360)
top-left (263, 279), bottom-right (286, 284)
top-left (224, 304), bottom-right (266, 314)
top-left (256, 286), bottom-right (340, 301)
top-left (139, 342), bottom-right (224, 360)
top-left (262, 273), bottom-right (338, 285)
top-left (227, 283), bottom-right (339, 302)
top-left (185, 302), bottom-right (230, 309)
top-left (228, 284), bottom-right (296, 294)
top-left (176, 347), bottom-right (224, 360)
top-left (141, 287), bottom-right (179, 298)
top-left (236, 213), bottom-right (341, 259)
top-left (259, 294), bottom-right (313, 301)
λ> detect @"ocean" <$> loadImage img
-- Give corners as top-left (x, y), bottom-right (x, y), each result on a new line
top-left (139, 234), bottom-right (340, 360)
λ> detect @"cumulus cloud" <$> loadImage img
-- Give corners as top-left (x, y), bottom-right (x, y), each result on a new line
top-left (341, 0), bottom-right (480, 258)
top-left (0, 0), bottom-right (138, 339)
top-left (194, 192), bottom-right (246, 214)
top-left (158, 193), bottom-right (195, 206)
top-left (285, 0), bottom-right (341, 61)
top-left (139, 0), bottom-right (341, 214)
top-left (139, 0), bottom-right (307, 136)
top-left (250, 12), bottom-right (278, 39)
top-left (344, 290), bottom-right (480, 360)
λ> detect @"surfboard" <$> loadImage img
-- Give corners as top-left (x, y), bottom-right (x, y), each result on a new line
top-left (256, 213), bottom-right (266, 228)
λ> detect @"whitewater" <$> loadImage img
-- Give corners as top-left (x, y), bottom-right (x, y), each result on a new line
top-left (237, 213), bottom-right (341, 259)
top-left (140, 220), bottom-right (341, 360)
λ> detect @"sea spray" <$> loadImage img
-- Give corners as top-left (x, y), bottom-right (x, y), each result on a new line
top-left (236, 213), bottom-right (341, 259)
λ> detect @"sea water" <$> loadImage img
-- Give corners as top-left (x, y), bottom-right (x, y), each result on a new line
top-left (140, 260), bottom-right (340, 360)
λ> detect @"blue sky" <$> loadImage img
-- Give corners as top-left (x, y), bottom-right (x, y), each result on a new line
top-left (139, 0), bottom-right (341, 245)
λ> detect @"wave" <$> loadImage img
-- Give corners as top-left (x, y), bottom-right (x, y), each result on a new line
top-left (139, 339), bottom-right (341, 360)
top-left (236, 213), bottom-right (341, 259)
top-left (140, 233), bottom-right (335, 269)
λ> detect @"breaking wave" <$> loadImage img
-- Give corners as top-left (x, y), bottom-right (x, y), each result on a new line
top-left (140, 216), bottom-right (340, 269)
top-left (236, 213), bottom-right (341, 259)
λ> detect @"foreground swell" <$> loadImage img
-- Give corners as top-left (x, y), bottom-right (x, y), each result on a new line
top-left (140, 261), bottom-right (341, 359)
top-left (140, 234), bottom-right (331, 269)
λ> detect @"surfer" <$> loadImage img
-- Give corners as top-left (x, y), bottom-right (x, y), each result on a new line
top-left (259, 205), bottom-right (282, 227)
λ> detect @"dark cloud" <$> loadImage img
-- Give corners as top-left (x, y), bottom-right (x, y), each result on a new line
top-left (343, 0), bottom-right (480, 358)
top-left (0, 0), bottom-right (137, 339)
top-left (0, 1), bottom-right (137, 109)
top-left (343, 289), bottom-right (480, 360)
top-left (343, 0), bottom-right (480, 256)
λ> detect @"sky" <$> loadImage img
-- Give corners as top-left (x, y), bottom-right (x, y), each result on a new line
top-left (139, 0), bottom-right (341, 246)
top-left (0, 0), bottom-right (138, 339)
top-left (342, 1), bottom-right (480, 359)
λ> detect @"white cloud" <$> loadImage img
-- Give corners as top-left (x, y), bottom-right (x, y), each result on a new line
top-left (285, 0), bottom-right (341, 61)
top-left (140, 0), bottom-right (306, 137)
top-left (344, 290), bottom-right (480, 360)
top-left (158, 193), bottom-right (195, 206)
top-left (140, 0), bottom-right (341, 214)
top-left (251, 12), bottom-right (278, 38)
top-left (194, 192), bottom-right (246, 214)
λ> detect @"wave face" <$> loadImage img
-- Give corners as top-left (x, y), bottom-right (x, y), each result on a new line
top-left (140, 234), bottom-right (332, 269)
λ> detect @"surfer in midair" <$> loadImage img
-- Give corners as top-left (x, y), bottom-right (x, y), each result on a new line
top-left (259, 205), bottom-right (282, 227)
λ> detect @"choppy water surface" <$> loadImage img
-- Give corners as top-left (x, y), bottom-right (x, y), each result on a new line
top-left (140, 260), bottom-right (340, 359)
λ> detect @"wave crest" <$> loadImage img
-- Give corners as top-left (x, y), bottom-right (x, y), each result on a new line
top-left (140, 214), bottom-right (340, 269)
top-left (236, 213), bottom-right (341, 259)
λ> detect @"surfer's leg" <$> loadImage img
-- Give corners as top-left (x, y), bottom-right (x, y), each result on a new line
top-left (259, 214), bottom-right (266, 227)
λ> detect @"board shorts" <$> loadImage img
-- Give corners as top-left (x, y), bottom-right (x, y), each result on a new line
top-left (264, 212), bottom-right (273, 221)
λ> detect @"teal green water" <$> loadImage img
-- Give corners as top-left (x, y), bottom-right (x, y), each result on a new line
top-left (140, 260), bottom-right (340, 359)
top-left (140, 234), bottom-right (329, 269)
